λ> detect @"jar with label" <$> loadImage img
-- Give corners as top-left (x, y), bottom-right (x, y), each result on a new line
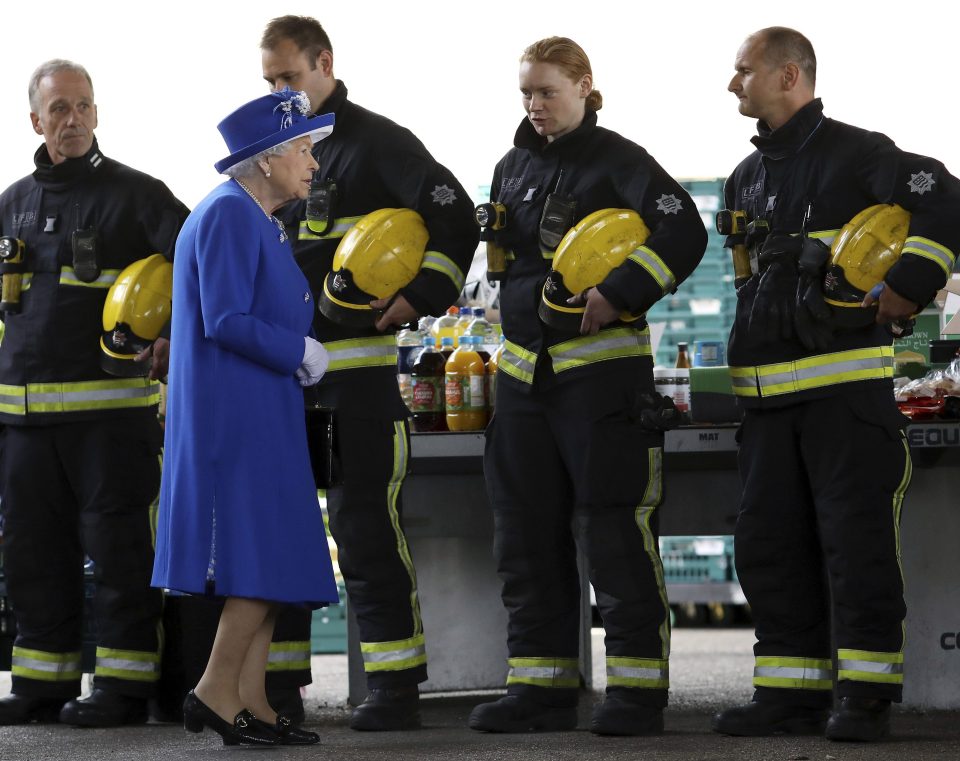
top-left (693, 340), bottom-right (725, 367)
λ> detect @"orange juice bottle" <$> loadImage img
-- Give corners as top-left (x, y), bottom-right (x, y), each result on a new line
top-left (445, 339), bottom-right (488, 431)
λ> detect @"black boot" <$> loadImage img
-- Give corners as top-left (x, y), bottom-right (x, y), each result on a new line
top-left (590, 692), bottom-right (664, 736)
top-left (712, 701), bottom-right (828, 736)
top-left (59, 689), bottom-right (148, 727)
top-left (266, 685), bottom-right (305, 725)
top-left (349, 686), bottom-right (421, 731)
top-left (468, 695), bottom-right (578, 733)
top-left (0, 694), bottom-right (68, 725)
top-left (825, 697), bottom-right (891, 742)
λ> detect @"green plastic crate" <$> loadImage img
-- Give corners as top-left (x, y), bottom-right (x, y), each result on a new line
top-left (659, 536), bottom-right (736, 584)
top-left (311, 585), bottom-right (348, 654)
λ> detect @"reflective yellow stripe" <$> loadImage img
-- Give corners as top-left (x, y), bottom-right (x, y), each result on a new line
top-left (837, 649), bottom-right (903, 685)
top-left (266, 641), bottom-right (311, 672)
top-left (606, 657), bottom-right (669, 689)
top-left (59, 267), bottom-right (121, 288)
top-left (498, 339), bottom-right (537, 385)
top-left (729, 346), bottom-right (894, 398)
top-left (753, 656), bottom-right (833, 690)
top-left (0, 378), bottom-right (161, 416)
top-left (386, 421), bottom-right (423, 640)
top-left (94, 646), bottom-right (160, 682)
top-left (299, 216), bottom-right (362, 241)
top-left (902, 235), bottom-right (955, 277)
top-left (808, 228), bottom-right (840, 248)
top-left (548, 327), bottom-right (652, 373)
top-left (360, 633), bottom-right (426, 673)
top-left (421, 250), bottom-right (465, 292)
top-left (627, 245), bottom-right (675, 293)
top-left (11, 647), bottom-right (82, 682)
top-left (635, 451), bottom-right (670, 660)
top-left (325, 336), bottom-right (397, 372)
top-left (506, 657), bottom-right (580, 689)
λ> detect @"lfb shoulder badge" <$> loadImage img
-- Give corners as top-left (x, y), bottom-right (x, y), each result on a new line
top-left (656, 194), bottom-right (683, 215)
top-left (908, 171), bottom-right (936, 195)
top-left (430, 185), bottom-right (457, 206)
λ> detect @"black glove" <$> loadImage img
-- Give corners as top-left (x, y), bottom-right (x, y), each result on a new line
top-left (747, 235), bottom-right (802, 345)
top-left (793, 237), bottom-right (834, 351)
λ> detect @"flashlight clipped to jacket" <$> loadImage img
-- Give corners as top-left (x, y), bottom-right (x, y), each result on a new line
top-left (0, 237), bottom-right (26, 313)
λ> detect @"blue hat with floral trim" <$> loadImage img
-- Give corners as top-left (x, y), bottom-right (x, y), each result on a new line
top-left (214, 87), bottom-right (335, 173)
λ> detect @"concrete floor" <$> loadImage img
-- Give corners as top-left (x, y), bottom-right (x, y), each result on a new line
top-left (0, 628), bottom-right (957, 761)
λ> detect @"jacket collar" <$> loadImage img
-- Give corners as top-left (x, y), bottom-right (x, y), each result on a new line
top-left (751, 98), bottom-right (825, 160)
top-left (315, 80), bottom-right (348, 116)
top-left (514, 109), bottom-right (598, 153)
top-left (32, 138), bottom-right (105, 189)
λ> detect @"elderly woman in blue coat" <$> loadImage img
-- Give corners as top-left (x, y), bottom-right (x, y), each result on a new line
top-left (151, 89), bottom-right (337, 746)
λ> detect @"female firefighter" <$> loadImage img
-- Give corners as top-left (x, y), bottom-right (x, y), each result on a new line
top-left (468, 37), bottom-right (706, 736)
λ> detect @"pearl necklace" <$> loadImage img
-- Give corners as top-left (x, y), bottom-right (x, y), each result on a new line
top-left (234, 178), bottom-right (288, 243)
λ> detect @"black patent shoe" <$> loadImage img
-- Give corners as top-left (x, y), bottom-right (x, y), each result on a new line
top-left (712, 701), bottom-right (828, 736)
top-left (825, 697), bottom-right (891, 742)
top-left (182, 690), bottom-right (280, 746)
top-left (349, 686), bottom-right (421, 731)
top-left (0, 693), bottom-right (68, 725)
top-left (270, 713), bottom-right (320, 745)
top-left (59, 688), bottom-right (148, 727)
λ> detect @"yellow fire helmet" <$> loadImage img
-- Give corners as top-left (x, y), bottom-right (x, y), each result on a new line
top-left (319, 208), bottom-right (428, 326)
top-left (823, 204), bottom-right (911, 326)
top-left (100, 253), bottom-right (173, 377)
top-left (539, 208), bottom-right (650, 330)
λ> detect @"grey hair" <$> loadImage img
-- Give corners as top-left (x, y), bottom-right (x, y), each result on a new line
top-left (221, 140), bottom-right (297, 179)
top-left (29, 59), bottom-right (94, 113)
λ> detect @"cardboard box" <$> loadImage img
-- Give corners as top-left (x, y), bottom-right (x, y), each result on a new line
top-left (689, 366), bottom-right (741, 424)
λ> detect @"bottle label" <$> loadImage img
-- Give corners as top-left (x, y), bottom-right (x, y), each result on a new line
top-left (411, 376), bottom-right (443, 412)
top-left (445, 376), bottom-right (467, 411)
top-left (468, 376), bottom-right (486, 410)
top-left (398, 373), bottom-right (413, 409)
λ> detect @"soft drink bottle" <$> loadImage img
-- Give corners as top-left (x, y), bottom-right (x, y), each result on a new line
top-left (396, 322), bottom-right (424, 411)
top-left (410, 336), bottom-right (447, 432)
top-left (431, 306), bottom-right (460, 347)
top-left (445, 338), bottom-right (488, 431)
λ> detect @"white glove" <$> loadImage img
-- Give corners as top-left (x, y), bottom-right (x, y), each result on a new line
top-left (296, 337), bottom-right (329, 387)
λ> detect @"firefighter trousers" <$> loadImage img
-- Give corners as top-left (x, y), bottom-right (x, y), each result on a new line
top-left (0, 418), bottom-right (163, 698)
top-left (325, 413), bottom-right (426, 689)
top-left (735, 389), bottom-right (912, 706)
top-left (485, 368), bottom-right (670, 708)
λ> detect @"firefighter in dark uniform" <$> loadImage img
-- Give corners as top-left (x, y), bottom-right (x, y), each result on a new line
top-left (0, 60), bottom-right (187, 726)
top-left (468, 37), bottom-right (706, 736)
top-left (260, 16), bottom-right (478, 730)
top-left (712, 28), bottom-right (960, 742)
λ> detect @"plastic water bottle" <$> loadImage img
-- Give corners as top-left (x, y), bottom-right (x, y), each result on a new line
top-left (465, 308), bottom-right (500, 354)
top-left (396, 323), bottom-right (425, 411)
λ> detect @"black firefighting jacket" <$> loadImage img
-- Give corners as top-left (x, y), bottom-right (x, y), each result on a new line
top-left (490, 111), bottom-right (707, 392)
top-left (0, 140), bottom-right (188, 425)
top-left (277, 81), bottom-right (478, 416)
top-left (724, 99), bottom-right (960, 408)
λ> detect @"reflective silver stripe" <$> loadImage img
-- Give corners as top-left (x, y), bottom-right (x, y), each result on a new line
top-left (903, 236), bottom-right (955, 276)
top-left (12, 654), bottom-right (82, 675)
top-left (361, 643), bottom-right (425, 664)
top-left (96, 657), bottom-right (158, 673)
top-left (499, 340), bottom-right (537, 384)
top-left (59, 267), bottom-right (120, 288)
top-left (421, 250), bottom-right (465, 291)
top-left (268, 648), bottom-right (310, 663)
top-left (325, 337), bottom-right (397, 371)
top-left (627, 245), bottom-right (675, 293)
top-left (549, 327), bottom-right (651, 373)
top-left (754, 666), bottom-right (832, 681)
top-left (510, 665), bottom-right (578, 680)
top-left (730, 347), bottom-right (894, 398)
top-left (837, 658), bottom-right (903, 675)
top-left (607, 665), bottom-right (667, 680)
top-left (28, 386), bottom-right (153, 404)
